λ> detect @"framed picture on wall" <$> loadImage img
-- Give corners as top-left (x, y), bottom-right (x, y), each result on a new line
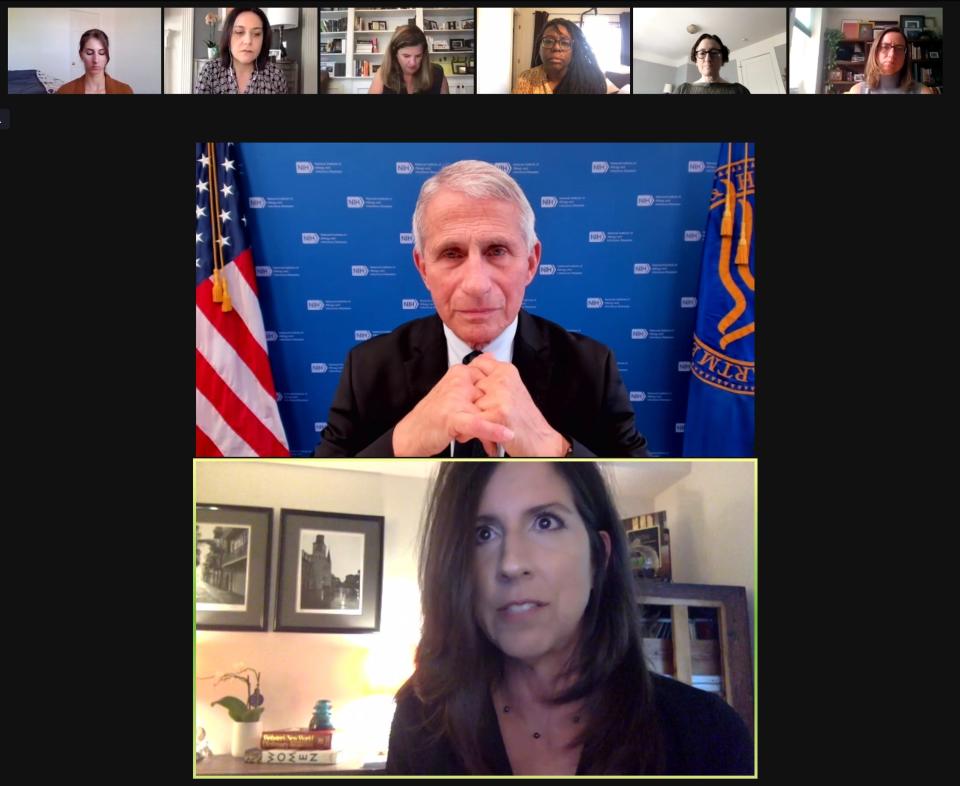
top-left (275, 509), bottom-right (384, 633)
top-left (196, 503), bottom-right (273, 631)
top-left (900, 15), bottom-right (925, 39)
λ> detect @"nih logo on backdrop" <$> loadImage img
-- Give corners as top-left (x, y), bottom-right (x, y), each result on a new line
top-left (307, 299), bottom-right (325, 311)
top-left (395, 161), bottom-right (414, 174)
top-left (687, 160), bottom-right (706, 173)
top-left (315, 421), bottom-right (328, 433)
top-left (399, 233), bottom-right (414, 244)
top-left (354, 330), bottom-right (372, 341)
top-left (301, 233), bottom-right (319, 244)
top-left (352, 265), bottom-right (369, 277)
top-left (678, 361), bottom-right (692, 372)
top-left (681, 297), bottom-right (698, 308)
top-left (588, 231), bottom-right (606, 243)
top-left (636, 195), bottom-right (655, 207)
top-left (295, 161), bottom-right (315, 174)
top-left (401, 299), bottom-right (419, 310)
top-left (248, 197), bottom-right (266, 208)
top-left (265, 331), bottom-right (278, 342)
top-left (311, 363), bottom-right (329, 374)
top-left (539, 265), bottom-right (556, 276)
top-left (634, 263), bottom-right (651, 275)
top-left (346, 196), bottom-right (365, 208)
top-left (255, 266), bottom-right (272, 277)
top-left (541, 196), bottom-right (558, 208)
top-left (629, 391), bottom-right (647, 402)
top-left (494, 162), bottom-right (512, 174)
top-left (586, 298), bottom-right (604, 309)
top-left (631, 328), bottom-right (649, 339)
top-left (591, 161), bottom-right (609, 174)
top-left (684, 230), bottom-right (702, 242)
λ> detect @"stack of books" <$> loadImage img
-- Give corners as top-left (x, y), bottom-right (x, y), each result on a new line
top-left (257, 728), bottom-right (338, 765)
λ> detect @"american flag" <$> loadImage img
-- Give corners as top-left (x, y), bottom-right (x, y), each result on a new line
top-left (195, 142), bottom-right (289, 456)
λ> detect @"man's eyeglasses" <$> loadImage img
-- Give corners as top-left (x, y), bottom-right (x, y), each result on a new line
top-left (878, 43), bottom-right (907, 54)
top-left (540, 37), bottom-right (573, 51)
top-left (695, 49), bottom-right (723, 60)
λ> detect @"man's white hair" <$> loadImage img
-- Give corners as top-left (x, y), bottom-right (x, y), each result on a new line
top-left (412, 160), bottom-right (538, 254)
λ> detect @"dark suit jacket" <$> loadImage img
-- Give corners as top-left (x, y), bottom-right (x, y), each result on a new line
top-left (314, 310), bottom-right (650, 457)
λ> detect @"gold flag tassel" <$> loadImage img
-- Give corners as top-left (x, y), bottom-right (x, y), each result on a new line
top-left (734, 144), bottom-right (754, 280)
top-left (207, 142), bottom-right (232, 312)
top-left (720, 142), bottom-right (735, 238)
top-left (207, 143), bottom-right (223, 303)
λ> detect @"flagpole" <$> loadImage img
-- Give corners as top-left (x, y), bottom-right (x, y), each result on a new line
top-left (207, 142), bottom-right (232, 312)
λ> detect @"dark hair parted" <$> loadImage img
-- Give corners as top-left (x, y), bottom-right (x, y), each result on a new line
top-left (401, 462), bottom-right (664, 774)
top-left (219, 6), bottom-right (272, 70)
top-left (78, 29), bottom-right (110, 64)
top-left (532, 19), bottom-right (607, 94)
top-left (690, 33), bottom-right (730, 64)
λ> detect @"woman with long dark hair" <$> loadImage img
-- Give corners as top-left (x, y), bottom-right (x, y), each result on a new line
top-left (56, 29), bottom-right (133, 94)
top-left (194, 7), bottom-right (288, 94)
top-left (387, 462), bottom-right (752, 774)
top-left (514, 19), bottom-right (616, 94)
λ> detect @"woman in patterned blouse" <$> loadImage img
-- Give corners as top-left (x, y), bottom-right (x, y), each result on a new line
top-left (195, 7), bottom-right (288, 95)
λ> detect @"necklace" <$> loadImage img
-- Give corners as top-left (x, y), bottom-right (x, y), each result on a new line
top-left (501, 703), bottom-right (581, 740)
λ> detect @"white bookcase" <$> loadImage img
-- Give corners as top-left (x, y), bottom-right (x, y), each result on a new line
top-left (321, 7), bottom-right (475, 93)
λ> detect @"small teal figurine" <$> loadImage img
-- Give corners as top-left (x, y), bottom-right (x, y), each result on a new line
top-left (309, 699), bottom-right (334, 730)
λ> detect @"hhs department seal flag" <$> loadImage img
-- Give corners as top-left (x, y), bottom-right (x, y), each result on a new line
top-left (683, 143), bottom-right (755, 457)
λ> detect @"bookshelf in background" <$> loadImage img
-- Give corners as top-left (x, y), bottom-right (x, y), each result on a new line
top-left (636, 580), bottom-right (753, 737)
top-left (320, 7), bottom-right (475, 93)
top-left (823, 18), bottom-right (943, 94)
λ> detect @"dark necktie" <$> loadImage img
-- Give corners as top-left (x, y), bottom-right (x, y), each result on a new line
top-left (454, 349), bottom-right (485, 456)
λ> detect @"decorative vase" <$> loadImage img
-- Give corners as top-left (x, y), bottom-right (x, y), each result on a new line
top-left (207, 46), bottom-right (218, 59)
top-left (230, 720), bottom-right (263, 758)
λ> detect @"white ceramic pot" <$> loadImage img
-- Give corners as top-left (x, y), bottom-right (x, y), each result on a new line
top-left (230, 720), bottom-right (263, 758)
top-left (207, 47), bottom-right (218, 59)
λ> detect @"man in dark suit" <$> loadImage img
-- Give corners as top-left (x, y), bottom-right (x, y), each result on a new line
top-left (314, 160), bottom-right (649, 458)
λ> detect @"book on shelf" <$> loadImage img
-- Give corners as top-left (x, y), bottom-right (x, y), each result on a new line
top-left (260, 728), bottom-right (334, 750)
top-left (259, 748), bottom-right (339, 765)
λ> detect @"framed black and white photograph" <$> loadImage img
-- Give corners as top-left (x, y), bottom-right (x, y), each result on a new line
top-left (929, 50), bottom-right (940, 59)
top-left (424, 20), bottom-right (438, 31)
top-left (447, 20), bottom-right (459, 31)
top-left (196, 503), bottom-right (272, 631)
top-left (275, 509), bottom-right (384, 633)
top-left (371, 20), bottom-right (387, 31)
top-left (450, 38), bottom-right (465, 50)
top-left (899, 15), bottom-right (925, 39)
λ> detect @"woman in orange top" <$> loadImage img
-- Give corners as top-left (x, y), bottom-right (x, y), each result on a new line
top-left (57, 29), bottom-right (133, 94)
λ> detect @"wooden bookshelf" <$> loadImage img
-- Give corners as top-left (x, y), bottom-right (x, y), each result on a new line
top-left (636, 579), bottom-right (754, 738)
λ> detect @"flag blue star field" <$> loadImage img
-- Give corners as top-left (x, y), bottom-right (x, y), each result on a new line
top-left (683, 142), bottom-right (755, 457)
top-left (195, 142), bottom-right (289, 456)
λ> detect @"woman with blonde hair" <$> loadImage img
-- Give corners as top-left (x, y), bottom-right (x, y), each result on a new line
top-left (369, 25), bottom-right (448, 94)
top-left (846, 26), bottom-right (934, 93)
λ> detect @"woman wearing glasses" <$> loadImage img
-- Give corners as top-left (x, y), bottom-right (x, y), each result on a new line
top-left (846, 27), bottom-right (934, 93)
top-left (673, 34), bottom-right (750, 94)
top-left (514, 19), bottom-right (618, 94)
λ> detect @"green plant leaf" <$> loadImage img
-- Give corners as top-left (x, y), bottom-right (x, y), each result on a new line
top-left (211, 696), bottom-right (251, 722)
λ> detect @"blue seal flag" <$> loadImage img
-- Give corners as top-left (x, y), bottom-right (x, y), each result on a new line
top-left (683, 142), bottom-right (755, 457)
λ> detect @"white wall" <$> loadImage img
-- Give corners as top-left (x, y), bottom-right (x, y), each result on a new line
top-left (652, 461), bottom-right (755, 642)
top-left (7, 7), bottom-right (161, 92)
top-left (730, 31), bottom-right (787, 93)
top-left (195, 461), bottom-right (429, 760)
top-left (477, 7), bottom-right (514, 93)
top-left (789, 7), bottom-right (824, 95)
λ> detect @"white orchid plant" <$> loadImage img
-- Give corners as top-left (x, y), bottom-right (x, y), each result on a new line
top-left (200, 663), bottom-right (265, 723)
